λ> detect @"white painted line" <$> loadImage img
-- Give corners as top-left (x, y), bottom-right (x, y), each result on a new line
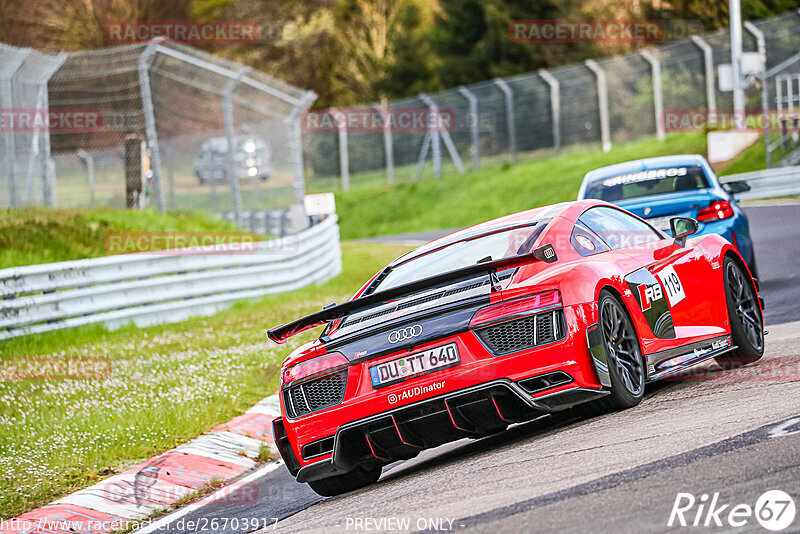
top-left (768, 417), bottom-right (800, 439)
top-left (134, 461), bottom-right (283, 534)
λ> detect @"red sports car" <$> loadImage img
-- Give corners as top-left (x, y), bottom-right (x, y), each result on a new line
top-left (268, 200), bottom-right (764, 496)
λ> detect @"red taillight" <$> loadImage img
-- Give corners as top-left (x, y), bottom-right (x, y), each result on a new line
top-left (696, 200), bottom-right (734, 222)
top-left (470, 290), bottom-right (561, 328)
top-left (281, 352), bottom-right (348, 387)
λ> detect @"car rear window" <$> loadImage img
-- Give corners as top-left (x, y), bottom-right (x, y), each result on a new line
top-left (583, 165), bottom-right (709, 202)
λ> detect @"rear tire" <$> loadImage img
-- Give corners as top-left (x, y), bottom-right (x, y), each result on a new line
top-left (582, 290), bottom-right (647, 415)
top-left (716, 257), bottom-right (764, 367)
top-left (306, 465), bottom-right (382, 497)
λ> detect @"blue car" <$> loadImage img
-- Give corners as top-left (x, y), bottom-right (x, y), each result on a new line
top-left (577, 154), bottom-right (757, 276)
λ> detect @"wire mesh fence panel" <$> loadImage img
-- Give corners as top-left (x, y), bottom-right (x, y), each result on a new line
top-left (599, 54), bottom-right (655, 143)
top-left (504, 73), bottom-right (554, 155)
top-left (552, 64), bottom-right (601, 148)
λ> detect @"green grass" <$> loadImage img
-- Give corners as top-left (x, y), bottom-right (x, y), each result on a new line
top-left (0, 242), bottom-right (411, 519)
top-left (333, 133), bottom-right (713, 239)
top-left (0, 208), bottom-right (244, 269)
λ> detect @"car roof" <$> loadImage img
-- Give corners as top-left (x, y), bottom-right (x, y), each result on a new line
top-left (582, 154), bottom-right (706, 183)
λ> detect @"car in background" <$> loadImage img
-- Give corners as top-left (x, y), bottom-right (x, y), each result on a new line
top-left (193, 136), bottom-right (272, 185)
top-left (577, 155), bottom-right (757, 276)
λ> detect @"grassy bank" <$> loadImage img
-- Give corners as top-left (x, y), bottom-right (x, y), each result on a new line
top-left (331, 133), bottom-right (769, 240)
top-left (0, 208), bottom-right (240, 269)
top-left (0, 242), bottom-right (410, 518)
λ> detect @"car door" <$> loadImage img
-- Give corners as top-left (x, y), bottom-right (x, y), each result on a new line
top-left (577, 206), bottom-right (721, 355)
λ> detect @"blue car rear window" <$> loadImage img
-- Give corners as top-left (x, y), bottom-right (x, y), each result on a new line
top-left (584, 165), bottom-right (708, 201)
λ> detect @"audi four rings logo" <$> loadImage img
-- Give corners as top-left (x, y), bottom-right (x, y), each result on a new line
top-left (388, 325), bottom-right (423, 343)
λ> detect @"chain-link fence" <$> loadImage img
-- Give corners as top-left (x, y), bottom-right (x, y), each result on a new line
top-left (3, 11), bottom-right (800, 217)
top-left (306, 11), bottom-right (800, 190)
top-left (2, 38), bottom-right (316, 234)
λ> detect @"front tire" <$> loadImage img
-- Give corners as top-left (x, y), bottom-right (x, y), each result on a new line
top-left (716, 257), bottom-right (764, 367)
top-left (306, 465), bottom-right (382, 497)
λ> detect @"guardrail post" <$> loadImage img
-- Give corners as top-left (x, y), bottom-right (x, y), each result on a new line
top-left (538, 69), bottom-right (561, 155)
top-left (458, 86), bottom-right (480, 171)
top-left (137, 42), bottom-right (166, 213)
top-left (744, 21), bottom-right (770, 167)
top-left (76, 150), bottom-right (95, 207)
top-left (222, 66), bottom-right (250, 227)
top-left (585, 60), bottom-right (612, 152)
top-left (373, 103), bottom-right (395, 184)
top-left (690, 36), bottom-right (718, 121)
top-left (640, 50), bottom-right (665, 141)
top-left (494, 79), bottom-right (518, 163)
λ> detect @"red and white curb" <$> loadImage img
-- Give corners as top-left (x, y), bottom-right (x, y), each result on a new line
top-left (0, 394), bottom-right (281, 534)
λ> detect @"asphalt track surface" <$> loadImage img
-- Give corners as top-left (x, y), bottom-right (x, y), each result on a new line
top-left (144, 203), bottom-right (800, 534)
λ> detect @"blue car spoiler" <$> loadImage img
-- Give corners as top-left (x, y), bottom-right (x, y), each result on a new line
top-left (267, 244), bottom-right (557, 344)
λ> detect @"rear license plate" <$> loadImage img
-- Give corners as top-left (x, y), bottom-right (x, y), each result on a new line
top-left (370, 343), bottom-right (459, 389)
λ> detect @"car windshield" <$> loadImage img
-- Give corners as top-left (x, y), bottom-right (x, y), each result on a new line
top-left (374, 223), bottom-right (547, 291)
top-left (584, 165), bottom-right (709, 202)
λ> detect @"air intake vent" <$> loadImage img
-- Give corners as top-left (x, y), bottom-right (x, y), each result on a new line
top-left (475, 310), bottom-right (565, 355)
top-left (284, 371), bottom-right (347, 418)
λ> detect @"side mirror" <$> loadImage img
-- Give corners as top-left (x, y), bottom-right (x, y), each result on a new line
top-left (670, 217), bottom-right (699, 247)
top-left (722, 181), bottom-right (751, 195)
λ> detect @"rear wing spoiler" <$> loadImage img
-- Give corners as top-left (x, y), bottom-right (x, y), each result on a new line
top-left (267, 244), bottom-right (557, 344)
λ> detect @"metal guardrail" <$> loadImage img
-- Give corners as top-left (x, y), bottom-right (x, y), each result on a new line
top-left (0, 216), bottom-right (341, 340)
top-left (719, 165), bottom-right (800, 200)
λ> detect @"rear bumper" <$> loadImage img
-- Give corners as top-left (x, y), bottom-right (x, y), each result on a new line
top-left (278, 379), bottom-right (607, 482)
top-left (276, 302), bottom-right (604, 479)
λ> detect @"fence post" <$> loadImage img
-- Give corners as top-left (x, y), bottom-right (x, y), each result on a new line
top-left (373, 103), bottom-right (394, 184)
top-left (329, 107), bottom-right (350, 190)
top-left (287, 92), bottom-right (316, 204)
top-left (584, 60), bottom-right (612, 153)
top-left (494, 79), bottom-right (518, 163)
top-left (419, 93), bottom-right (464, 176)
top-left (640, 50), bottom-right (665, 141)
top-left (457, 86), bottom-right (480, 172)
top-left (538, 69), bottom-right (561, 155)
top-left (744, 21), bottom-right (769, 167)
top-left (418, 93), bottom-right (442, 178)
top-left (222, 66), bottom-right (250, 227)
top-left (690, 36), bottom-right (718, 120)
top-left (77, 150), bottom-right (95, 207)
top-left (137, 41), bottom-right (166, 213)
top-left (0, 50), bottom-right (28, 208)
